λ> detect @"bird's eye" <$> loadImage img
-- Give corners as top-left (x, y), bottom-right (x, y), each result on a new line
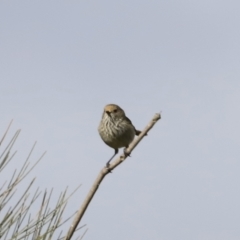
top-left (113, 109), bottom-right (118, 113)
top-left (106, 110), bottom-right (110, 114)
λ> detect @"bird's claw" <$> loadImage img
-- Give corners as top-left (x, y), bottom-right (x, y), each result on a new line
top-left (123, 148), bottom-right (131, 157)
top-left (105, 163), bottom-right (112, 173)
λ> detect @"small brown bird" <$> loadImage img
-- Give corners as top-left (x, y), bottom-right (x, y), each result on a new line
top-left (98, 104), bottom-right (141, 166)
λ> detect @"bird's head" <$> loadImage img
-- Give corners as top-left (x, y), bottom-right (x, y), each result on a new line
top-left (103, 104), bottom-right (125, 121)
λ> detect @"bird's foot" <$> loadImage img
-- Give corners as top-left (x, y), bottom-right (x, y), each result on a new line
top-left (105, 163), bottom-right (112, 173)
top-left (123, 148), bottom-right (131, 157)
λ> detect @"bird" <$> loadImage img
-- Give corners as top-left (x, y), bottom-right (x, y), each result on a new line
top-left (98, 104), bottom-right (141, 166)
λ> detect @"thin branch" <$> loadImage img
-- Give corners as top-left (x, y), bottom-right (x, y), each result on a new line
top-left (0, 120), bottom-right (13, 146)
top-left (0, 129), bottom-right (20, 162)
top-left (65, 113), bottom-right (161, 240)
top-left (79, 228), bottom-right (88, 240)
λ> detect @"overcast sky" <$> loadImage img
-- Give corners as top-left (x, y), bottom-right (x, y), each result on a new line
top-left (1, 1), bottom-right (240, 240)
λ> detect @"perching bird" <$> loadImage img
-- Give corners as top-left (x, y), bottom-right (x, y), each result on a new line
top-left (98, 104), bottom-right (141, 166)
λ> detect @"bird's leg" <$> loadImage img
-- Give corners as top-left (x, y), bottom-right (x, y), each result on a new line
top-left (106, 149), bottom-right (118, 167)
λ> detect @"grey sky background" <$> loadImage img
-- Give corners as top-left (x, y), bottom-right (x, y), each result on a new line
top-left (1, 1), bottom-right (240, 239)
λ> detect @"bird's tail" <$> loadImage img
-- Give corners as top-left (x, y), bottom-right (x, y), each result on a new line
top-left (135, 128), bottom-right (148, 136)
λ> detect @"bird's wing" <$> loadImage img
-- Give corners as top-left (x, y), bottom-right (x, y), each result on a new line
top-left (125, 116), bottom-right (141, 136)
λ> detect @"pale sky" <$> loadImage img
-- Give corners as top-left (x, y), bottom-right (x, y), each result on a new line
top-left (1, 1), bottom-right (240, 240)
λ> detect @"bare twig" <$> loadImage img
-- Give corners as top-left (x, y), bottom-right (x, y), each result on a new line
top-left (0, 124), bottom-right (84, 240)
top-left (65, 113), bottom-right (161, 240)
top-left (0, 119), bottom-right (13, 146)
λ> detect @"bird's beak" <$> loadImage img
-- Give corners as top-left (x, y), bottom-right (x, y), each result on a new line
top-left (106, 111), bottom-right (111, 117)
top-left (106, 111), bottom-right (113, 120)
